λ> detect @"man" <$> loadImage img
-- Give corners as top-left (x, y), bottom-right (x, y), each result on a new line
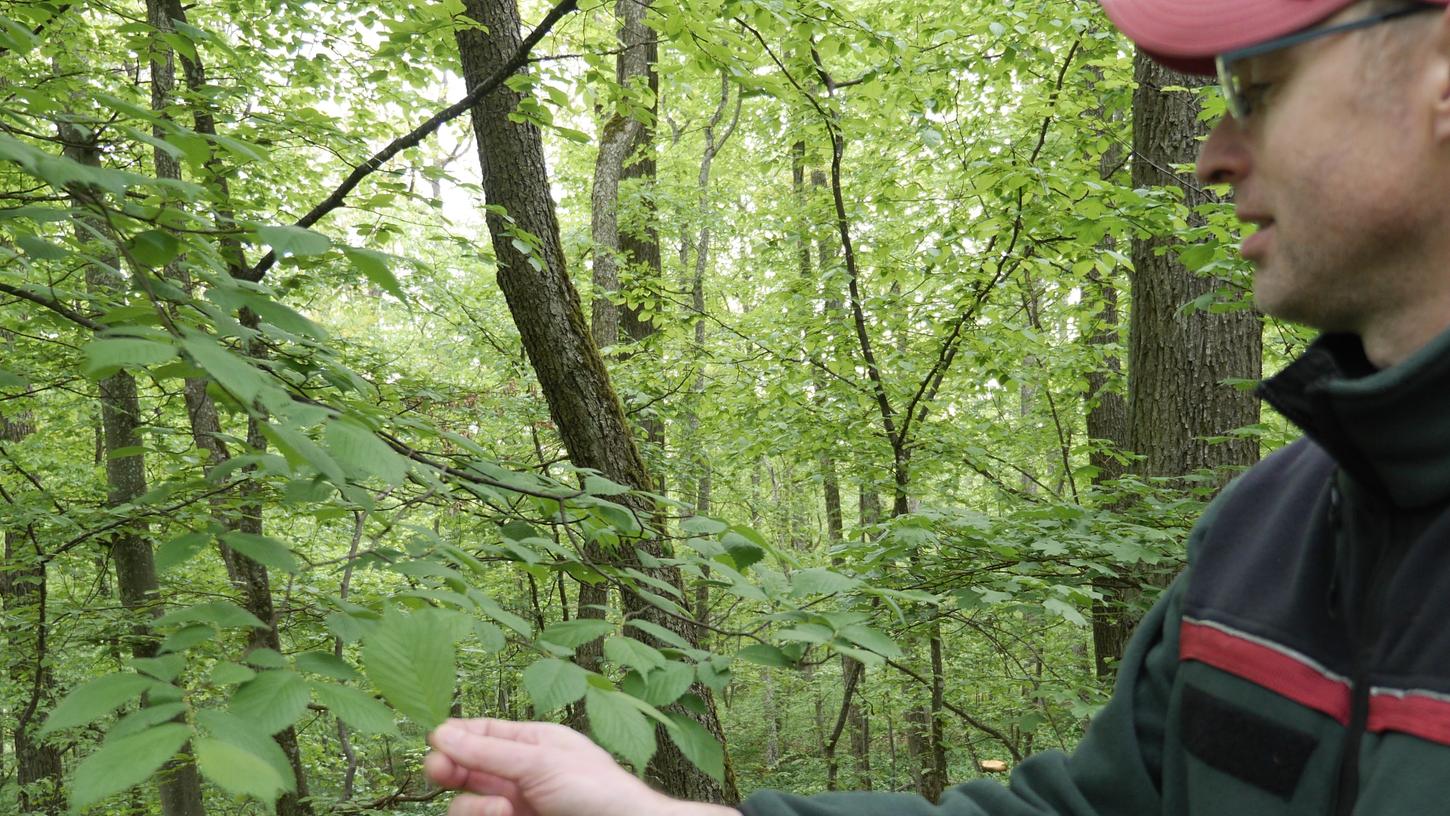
top-left (424, 1), bottom-right (1450, 813)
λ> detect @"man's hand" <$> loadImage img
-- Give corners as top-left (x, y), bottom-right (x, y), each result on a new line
top-left (424, 718), bottom-right (742, 816)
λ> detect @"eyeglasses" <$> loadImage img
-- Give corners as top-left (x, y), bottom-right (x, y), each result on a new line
top-left (1215, 3), bottom-right (1439, 120)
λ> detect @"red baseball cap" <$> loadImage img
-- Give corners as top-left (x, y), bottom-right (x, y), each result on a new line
top-left (1099, 0), bottom-right (1450, 75)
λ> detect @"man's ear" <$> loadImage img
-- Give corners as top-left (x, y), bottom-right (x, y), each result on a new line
top-left (1430, 7), bottom-right (1450, 144)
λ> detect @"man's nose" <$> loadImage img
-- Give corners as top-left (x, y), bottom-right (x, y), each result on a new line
top-left (1195, 116), bottom-right (1252, 186)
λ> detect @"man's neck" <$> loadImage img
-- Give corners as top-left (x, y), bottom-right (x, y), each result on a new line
top-left (1360, 294), bottom-right (1450, 368)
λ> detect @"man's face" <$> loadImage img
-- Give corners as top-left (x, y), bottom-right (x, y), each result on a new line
top-left (1195, 4), bottom-right (1447, 336)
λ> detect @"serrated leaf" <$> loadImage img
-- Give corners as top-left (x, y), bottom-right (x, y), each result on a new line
top-left (70, 723), bottom-right (191, 810)
top-left (625, 619), bottom-right (692, 650)
top-left (195, 737), bottom-right (289, 803)
top-left (258, 224), bottom-right (331, 257)
top-left (838, 624), bottom-right (903, 659)
top-left (309, 682), bottom-right (399, 735)
top-left (229, 671), bottom-right (310, 735)
top-left (790, 567), bottom-right (860, 596)
top-left (522, 658), bottom-right (588, 713)
top-left (210, 662), bottom-right (256, 686)
top-left (245, 648), bottom-right (289, 669)
top-left (157, 601), bottom-right (267, 630)
top-left (220, 531), bottom-right (300, 574)
top-left (39, 673), bottom-right (155, 735)
top-left (128, 229), bottom-right (181, 267)
top-left (108, 703), bottom-right (187, 740)
top-left (325, 418), bottom-right (407, 486)
top-left (195, 710), bottom-right (293, 796)
top-left (680, 516), bottom-right (728, 535)
top-left (665, 713), bottom-right (724, 783)
top-left (294, 651), bottom-right (361, 681)
top-left (130, 654), bottom-right (185, 682)
top-left (585, 688), bottom-right (655, 771)
top-left (361, 608), bottom-right (456, 729)
top-left (181, 333), bottom-right (265, 404)
top-left (603, 636), bottom-right (666, 674)
top-left (637, 662), bottom-right (695, 707)
top-left (539, 618), bottom-right (615, 649)
top-left (473, 620), bottom-right (506, 653)
top-left (83, 338), bottom-right (176, 377)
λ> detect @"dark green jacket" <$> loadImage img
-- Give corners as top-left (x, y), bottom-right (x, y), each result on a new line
top-left (740, 330), bottom-right (1450, 816)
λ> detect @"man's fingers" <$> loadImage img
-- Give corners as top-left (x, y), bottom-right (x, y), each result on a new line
top-left (443, 717), bottom-right (582, 747)
top-left (447, 793), bottom-right (515, 816)
top-left (425, 751), bottom-right (468, 789)
top-left (431, 723), bottom-right (545, 780)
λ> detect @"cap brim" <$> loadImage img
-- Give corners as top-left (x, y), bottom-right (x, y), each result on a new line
top-left (1099, 0), bottom-right (1358, 75)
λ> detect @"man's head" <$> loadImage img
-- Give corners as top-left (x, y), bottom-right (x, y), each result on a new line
top-left (1101, 0), bottom-right (1450, 366)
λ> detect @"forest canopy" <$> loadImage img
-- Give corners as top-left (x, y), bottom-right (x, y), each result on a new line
top-left (0, 0), bottom-right (1288, 813)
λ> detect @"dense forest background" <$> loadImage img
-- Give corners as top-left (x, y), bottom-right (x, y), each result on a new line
top-left (0, 0), bottom-right (1305, 813)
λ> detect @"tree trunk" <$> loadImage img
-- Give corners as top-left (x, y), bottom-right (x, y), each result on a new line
top-left (63, 121), bottom-right (208, 816)
top-left (454, 0), bottom-right (736, 801)
top-left (1, 410), bottom-right (64, 814)
top-left (1128, 52), bottom-right (1261, 486)
top-left (145, 6), bottom-right (312, 807)
top-left (1099, 51), bottom-right (1262, 670)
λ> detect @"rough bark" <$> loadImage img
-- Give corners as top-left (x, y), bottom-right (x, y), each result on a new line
top-left (1128, 52), bottom-right (1261, 485)
top-left (454, 0), bottom-right (736, 801)
top-left (1096, 52), bottom-right (1262, 670)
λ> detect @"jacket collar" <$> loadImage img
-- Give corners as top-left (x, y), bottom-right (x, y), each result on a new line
top-left (1259, 328), bottom-right (1450, 510)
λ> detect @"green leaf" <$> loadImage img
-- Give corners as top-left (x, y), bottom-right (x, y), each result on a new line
top-left (130, 654), bottom-right (185, 682)
top-left (294, 651), bottom-right (361, 682)
top-left (665, 713), bottom-right (724, 783)
top-left (838, 624), bottom-right (903, 659)
top-left (539, 618), bottom-right (615, 649)
top-left (603, 636), bottom-right (666, 674)
top-left (361, 607), bottom-right (457, 729)
top-left (83, 338), bottom-right (177, 378)
top-left (39, 672), bottom-right (155, 735)
top-left (127, 229), bottom-right (181, 267)
top-left (195, 710), bottom-right (294, 797)
top-left (181, 333), bottom-right (265, 405)
top-left (521, 658), bottom-right (588, 713)
top-left (108, 703), bottom-right (187, 740)
top-left (261, 421), bottom-right (346, 484)
top-left (790, 567), bottom-right (860, 596)
top-left (473, 620), bottom-right (506, 653)
top-left (221, 531), bottom-right (300, 574)
top-left (195, 737), bottom-right (289, 804)
top-left (585, 688), bottom-right (655, 771)
top-left (155, 532), bottom-right (212, 572)
top-left (258, 224), bottom-right (331, 257)
top-left (70, 723), bottom-right (191, 811)
top-left (210, 662), bottom-right (256, 686)
top-left (229, 670), bottom-right (310, 735)
top-left (680, 517), bottom-right (728, 535)
top-left (325, 417), bottom-right (407, 486)
top-left (636, 662), bottom-right (695, 707)
top-left (156, 601), bottom-right (267, 630)
top-left (625, 619), bottom-right (692, 650)
top-left (343, 247), bottom-right (406, 300)
top-left (309, 682), bottom-right (399, 735)
top-left (160, 624), bottom-right (216, 656)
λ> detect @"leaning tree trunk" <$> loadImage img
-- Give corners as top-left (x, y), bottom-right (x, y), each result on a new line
top-left (453, 0), bottom-right (737, 801)
top-left (1, 406), bottom-right (64, 814)
top-left (1098, 52), bottom-right (1262, 668)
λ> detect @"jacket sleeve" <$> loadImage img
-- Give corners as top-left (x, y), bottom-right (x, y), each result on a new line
top-left (737, 572), bottom-right (1185, 816)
